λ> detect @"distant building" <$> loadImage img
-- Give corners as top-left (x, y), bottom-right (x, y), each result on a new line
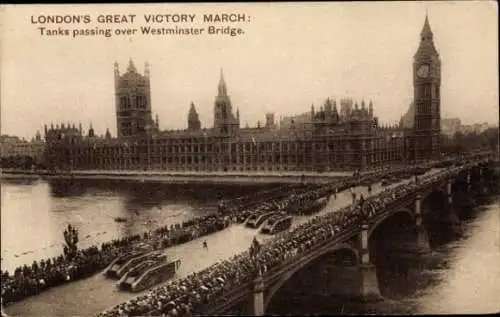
top-left (0, 131), bottom-right (45, 162)
top-left (459, 122), bottom-right (492, 135)
top-left (441, 119), bottom-right (492, 136)
top-left (441, 118), bottom-right (462, 136)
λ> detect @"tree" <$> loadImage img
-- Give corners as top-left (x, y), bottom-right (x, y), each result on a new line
top-left (63, 224), bottom-right (79, 261)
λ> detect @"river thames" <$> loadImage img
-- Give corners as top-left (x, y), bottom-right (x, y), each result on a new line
top-left (1, 178), bottom-right (499, 315)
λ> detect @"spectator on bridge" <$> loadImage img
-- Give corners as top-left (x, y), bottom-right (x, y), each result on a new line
top-left (249, 237), bottom-right (261, 259)
top-left (359, 194), bottom-right (365, 207)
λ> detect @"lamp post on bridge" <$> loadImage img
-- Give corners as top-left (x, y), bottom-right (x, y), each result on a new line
top-left (252, 269), bottom-right (265, 316)
top-left (249, 238), bottom-right (265, 316)
top-left (444, 176), bottom-right (462, 233)
top-left (414, 193), bottom-right (431, 254)
top-left (357, 197), bottom-right (381, 302)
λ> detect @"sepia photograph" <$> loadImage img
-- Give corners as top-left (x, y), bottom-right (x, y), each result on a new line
top-left (0, 2), bottom-right (498, 316)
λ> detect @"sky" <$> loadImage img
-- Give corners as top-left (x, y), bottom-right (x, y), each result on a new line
top-left (1, 2), bottom-right (498, 140)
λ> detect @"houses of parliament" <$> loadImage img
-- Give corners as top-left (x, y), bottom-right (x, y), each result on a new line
top-left (43, 15), bottom-right (441, 172)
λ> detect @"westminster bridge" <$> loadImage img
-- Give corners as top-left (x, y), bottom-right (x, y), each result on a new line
top-left (195, 156), bottom-right (494, 316)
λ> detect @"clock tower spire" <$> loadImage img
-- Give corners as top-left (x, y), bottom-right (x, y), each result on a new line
top-left (412, 13), bottom-right (441, 162)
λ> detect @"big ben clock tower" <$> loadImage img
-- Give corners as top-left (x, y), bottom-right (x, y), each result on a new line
top-left (412, 14), bottom-right (441, 162)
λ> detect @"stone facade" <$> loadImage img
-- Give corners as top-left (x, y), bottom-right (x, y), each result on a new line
top-left (42, 16), bottom-right (440, 172)
top-left (42, 74), bottom-right (405, 172)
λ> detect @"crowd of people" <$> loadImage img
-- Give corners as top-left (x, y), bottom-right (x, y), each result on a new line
top-left (0, 175), bottom-right (343, 305)
top-left (96, 162), bottom-right (474, 317)
top-left (1, 157), bottom-right (477, 309)
top-left (0, 213), bottom-right (234, 306)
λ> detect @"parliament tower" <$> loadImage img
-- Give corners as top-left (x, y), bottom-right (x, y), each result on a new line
top-left (115, 60), bottom-right (155, 138)
top-left (412, 14), bottom-right (441, 161)
top-left (213, 69), bottom-right (239, 134)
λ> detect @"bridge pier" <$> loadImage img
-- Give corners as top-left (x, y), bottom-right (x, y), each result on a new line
top-left (414, 194), bottom-right (431, 254)
top-left (253, 272), bottom-right (265, 316)
top-left (443, 179), bottom-right (461, 232)
top-left (467, 172), bottom-right (471, 192)
top-left (359, 224), bottom-right (382, 302)
top-left (446, 181), bottom-right (453, 206)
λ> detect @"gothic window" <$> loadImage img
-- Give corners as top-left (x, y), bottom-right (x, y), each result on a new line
top-left (120, 96), bottom-right (127, 109)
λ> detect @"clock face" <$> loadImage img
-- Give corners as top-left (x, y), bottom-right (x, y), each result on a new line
top-left (417, 64), bottom-right (430, 78)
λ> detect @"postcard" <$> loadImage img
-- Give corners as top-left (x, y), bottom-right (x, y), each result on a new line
top-left (1, 2), bottom-right (498, 316)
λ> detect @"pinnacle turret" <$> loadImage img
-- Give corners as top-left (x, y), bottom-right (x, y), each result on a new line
top-left (420, 13), bottom-right (433, 40)
top-left (188, 102), bottom-right (201, 131)
top-left (127, 59), bottom-right (137, 73)
top-left (88, 122), bottom-right (95, 138)
top-left (415, 13), bottom-right (439, 59)
top-left (218, 68), bottom-right (227, 96)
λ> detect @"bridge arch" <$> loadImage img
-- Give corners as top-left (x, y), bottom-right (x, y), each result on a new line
top-left (421, 186), bottom-right (446, 211)
top-left (367, 208), bottom-right (414, 240)
top-left (449, 171), bottom-right (470, 193)
top-left (264, 243), bottom-right (359, 311)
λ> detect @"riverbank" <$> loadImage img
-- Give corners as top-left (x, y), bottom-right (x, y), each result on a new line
top-left (0, 169), bottom-right (354, 184)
